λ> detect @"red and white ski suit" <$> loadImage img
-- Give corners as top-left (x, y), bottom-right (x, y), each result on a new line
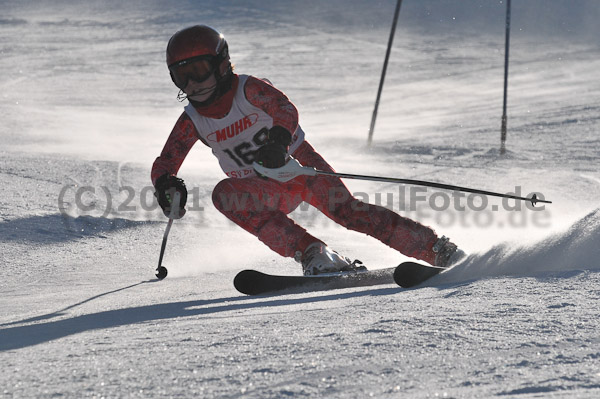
top-left (152, 74), bottom-right (439, 263)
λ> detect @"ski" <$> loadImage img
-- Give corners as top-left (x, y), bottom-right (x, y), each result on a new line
top-left (393, 262), bottom-right (446, 288)
top-left (234, 266), bottom-right (397, 295)
top-left (234, 261), bottom-right (448, 295)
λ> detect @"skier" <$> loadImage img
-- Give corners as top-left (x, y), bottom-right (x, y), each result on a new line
top-left (152, 25), bottom-right (464, 275)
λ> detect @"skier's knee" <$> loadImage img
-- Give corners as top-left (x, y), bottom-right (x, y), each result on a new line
top-left (212, 179), bottom-right (236, 213)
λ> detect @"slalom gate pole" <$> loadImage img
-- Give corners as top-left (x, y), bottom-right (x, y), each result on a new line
top-left (500, 0), bottom-right (512, 155)
top-left (367, 0), bottom-right (403, 147)
top-left (313, 169), bottom-right (551, 205)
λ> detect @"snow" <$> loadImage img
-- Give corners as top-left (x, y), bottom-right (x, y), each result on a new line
top-left (1, 0), bottom-right (600, 397)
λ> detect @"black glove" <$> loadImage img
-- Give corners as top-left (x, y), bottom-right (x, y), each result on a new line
top-left (154, 174), bottom-right (187, 219)
top-left (254, 126), bottom-right (293, 169)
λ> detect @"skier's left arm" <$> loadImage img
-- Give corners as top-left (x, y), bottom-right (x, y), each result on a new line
top-left (244, 76), bottom-right (298, 168)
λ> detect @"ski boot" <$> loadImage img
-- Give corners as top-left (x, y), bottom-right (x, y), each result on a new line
top-left (295, 243), bottom-right (367, 276)
top-left (432, 236), bottom-right (466, 268)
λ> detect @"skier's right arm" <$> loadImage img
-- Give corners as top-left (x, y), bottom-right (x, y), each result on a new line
top-left (151, 112), bottom-right (199, 217)
top-left (151, 112), bottom-right (199, 185)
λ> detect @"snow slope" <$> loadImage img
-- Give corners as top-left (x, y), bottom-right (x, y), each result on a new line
top-left (1, 0), bottom-right (600, 397)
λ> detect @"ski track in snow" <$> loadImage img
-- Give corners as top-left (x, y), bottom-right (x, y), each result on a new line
top-left (2, 1), bottom-right (600, 398)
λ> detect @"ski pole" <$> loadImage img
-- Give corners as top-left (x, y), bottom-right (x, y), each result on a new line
top-left (253, 159), bottom-right (552, 206)
top-left (314, 169), bottom-right (551, 205)
top-left (155, 191), bottom-right (181, 280)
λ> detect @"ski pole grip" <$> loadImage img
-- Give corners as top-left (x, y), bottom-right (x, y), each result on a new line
top-left (253, 157), bottom-right (317, 182)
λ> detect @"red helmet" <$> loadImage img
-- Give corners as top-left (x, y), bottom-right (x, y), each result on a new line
top-left (166, 25), bottom-right (231, 80)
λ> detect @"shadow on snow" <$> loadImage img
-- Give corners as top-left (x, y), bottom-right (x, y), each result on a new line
top-left (0, 213), bottom-right (158, 244)
top-left (0, 284), bottom-right (399, 352)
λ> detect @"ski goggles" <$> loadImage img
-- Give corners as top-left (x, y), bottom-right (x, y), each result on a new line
top-left (169, 56), bottom-right (215, 89)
